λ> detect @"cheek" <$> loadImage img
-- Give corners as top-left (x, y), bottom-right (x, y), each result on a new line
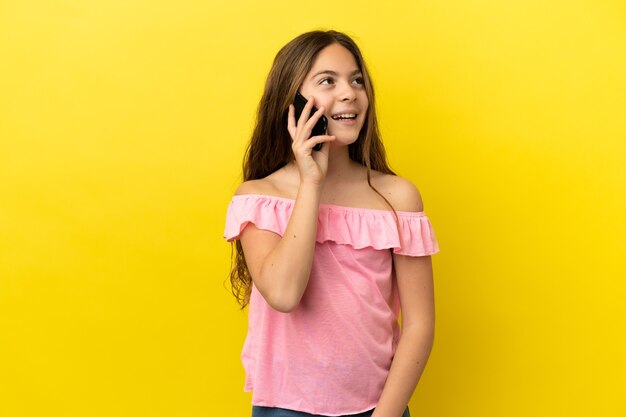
top-left (359, 100), bottom-right (369, 120)
top-left (317, 98), bottom-right (333, 114)
top-left (360, 93), bottom-right (369, 109)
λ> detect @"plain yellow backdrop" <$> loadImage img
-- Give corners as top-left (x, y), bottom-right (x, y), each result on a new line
top-left (1, 0), bottom-right (625, 416)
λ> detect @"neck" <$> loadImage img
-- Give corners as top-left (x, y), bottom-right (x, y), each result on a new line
top-left (325, 142), bottom-right (353, 183)
top-left (284, 143), bottom-right (360, 187)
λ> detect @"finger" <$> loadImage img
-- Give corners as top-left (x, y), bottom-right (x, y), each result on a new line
top-left (287, 104), bottom-right (296, 139)
top-left (318, 138), bottom-right (331, 154)
top-left (295, 112), bottom-right (325, 147)
top-left (298, 95), bottom-right (316, 126)
top-left (294, 106), bottom-right (324, 145)
top-left (304, 106), bottom-right (327, 131)
top-left (304, 134), bottom-right (335, 150)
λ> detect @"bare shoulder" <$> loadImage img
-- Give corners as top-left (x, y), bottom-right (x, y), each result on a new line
top-left (234, 178), bottom-right (273, 196)
top-left (370, 171), bottom-right (424, 212)
top-left (234, 167), bottom-right (296, 198)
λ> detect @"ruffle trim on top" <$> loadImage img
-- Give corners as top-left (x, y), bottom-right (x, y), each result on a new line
top-left (223, 194), bottom-right (440, 256)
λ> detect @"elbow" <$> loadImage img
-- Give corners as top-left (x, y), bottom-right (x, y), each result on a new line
top-left (257, 267), bottom-right (303, 313)
top-left (402, 320), bottom-right (435, 341)
top-left (258, 259), bottom-right (304, 313)
top-left (265, 289), bottom-right (302, 313)
top-left (270, 302), bottom-right (299, 314)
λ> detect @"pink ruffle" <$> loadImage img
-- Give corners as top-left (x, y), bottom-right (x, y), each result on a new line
top-left (224, 194), bottom-right (440, 257)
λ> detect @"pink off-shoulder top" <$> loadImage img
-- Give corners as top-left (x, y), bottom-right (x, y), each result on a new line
top-left (223, 193), bottom-right (440, 416)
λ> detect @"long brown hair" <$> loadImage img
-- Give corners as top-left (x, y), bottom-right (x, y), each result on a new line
top-left (230, 29), bottom-right (400, 308)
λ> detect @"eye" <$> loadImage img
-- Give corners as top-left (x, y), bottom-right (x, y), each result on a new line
top-left (319, 77), bottom-right (334, 85)
top-left (353, 77), bottom-right (364, 85)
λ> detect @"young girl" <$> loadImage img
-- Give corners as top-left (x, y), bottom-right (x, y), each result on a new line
top-left (224, 30), bottom-right (440, 417)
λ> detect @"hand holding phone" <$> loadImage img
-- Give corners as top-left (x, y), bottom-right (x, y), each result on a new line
top-left (292, 92), bottom-right (327, 151)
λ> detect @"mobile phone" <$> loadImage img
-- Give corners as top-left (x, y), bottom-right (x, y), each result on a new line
top-left (293, 91), bottom-right (327, 151)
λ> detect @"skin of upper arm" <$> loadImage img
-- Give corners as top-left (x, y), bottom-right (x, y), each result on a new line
top-left (239, 223), bottom-right (282, 290)
top-left (393, 253), bottom-right (435, 329)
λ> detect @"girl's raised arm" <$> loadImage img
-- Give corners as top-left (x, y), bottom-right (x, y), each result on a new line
top-left (237, 96), bottom-right (335, 313)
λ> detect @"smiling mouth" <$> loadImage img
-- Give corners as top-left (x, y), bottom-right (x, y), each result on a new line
top-left (330, 118), bottom-right (358, 126)
top-left (330, 114), bottom-right (358, 121)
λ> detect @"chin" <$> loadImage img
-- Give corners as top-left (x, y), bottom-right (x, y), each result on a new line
top-left (329, 134), bottom-right (359, 147)
top-left (327, 126), bottom-right (362, 144)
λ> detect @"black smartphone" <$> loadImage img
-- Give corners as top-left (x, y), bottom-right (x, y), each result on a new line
top-left (293, 91), bottom-right (327, 151)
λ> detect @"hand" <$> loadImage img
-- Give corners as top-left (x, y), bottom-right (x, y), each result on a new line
top-left (287, 96), bottom-right (336, 186)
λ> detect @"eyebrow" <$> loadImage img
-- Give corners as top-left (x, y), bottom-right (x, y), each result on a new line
top-left (310, 69), bottom-right (362, 79)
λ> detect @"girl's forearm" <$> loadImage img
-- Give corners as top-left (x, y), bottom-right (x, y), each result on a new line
top-left (371, 324), bottom-right (435, 417)
top-left (260, 181), bottom-right (322, 312)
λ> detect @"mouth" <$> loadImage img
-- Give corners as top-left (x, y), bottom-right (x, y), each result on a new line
top-left (330, 113), bottom-right (358, 126)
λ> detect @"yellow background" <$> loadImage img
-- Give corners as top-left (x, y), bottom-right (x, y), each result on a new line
top-left (1, 0), bottom-right (625, 416)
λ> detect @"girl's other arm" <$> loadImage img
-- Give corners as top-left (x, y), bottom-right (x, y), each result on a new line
top-left (372, 177), bottom-right (436, 417)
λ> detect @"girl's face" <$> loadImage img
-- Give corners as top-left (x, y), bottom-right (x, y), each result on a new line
top-left (299, 43), bottom-right (369, 146)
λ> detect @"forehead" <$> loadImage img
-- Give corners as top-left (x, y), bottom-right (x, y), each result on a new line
top-left (308, 43), bottom-right (360, 74)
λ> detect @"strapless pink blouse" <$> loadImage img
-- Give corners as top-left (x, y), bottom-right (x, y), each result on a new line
top-left (224, 194), bottom-right (440, 416)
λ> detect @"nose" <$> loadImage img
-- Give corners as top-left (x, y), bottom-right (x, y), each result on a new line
top-left (337, 80), bottom-right (357, 102)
